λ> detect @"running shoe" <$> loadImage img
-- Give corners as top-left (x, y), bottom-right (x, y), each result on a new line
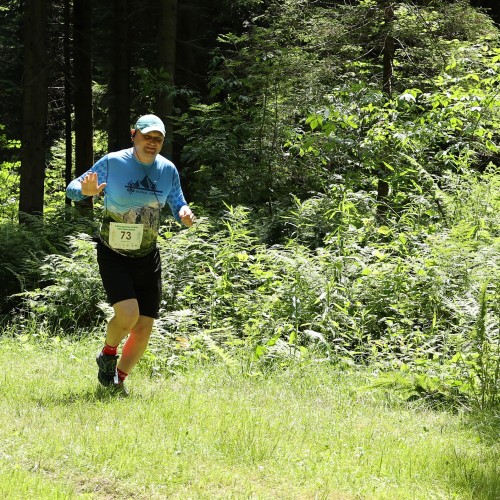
top-left (96, 351), bottom-right (118, 387)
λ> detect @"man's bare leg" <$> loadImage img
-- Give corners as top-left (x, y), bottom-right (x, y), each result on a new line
top-left (105, 298), bottom-right (140, 348)
top-left (117, 315), bottom-right (154, 374)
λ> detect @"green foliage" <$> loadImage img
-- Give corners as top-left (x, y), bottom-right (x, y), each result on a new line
top-left (145, 166), bottom-right (500, 409)
top-left (13, 233), bottom-right (106, 331)
top-left (460, 280), bottom-right (500, 410)
top-left (0, 160), bottom-right (19, 221)
top-left (3, 0), bottom-right (500, 414)
top-left (0, 124), bottom-right (21, 221)
top-left (358, 169), bottom-right (500, 410)
top-left (177, 0), bottom-right (364, 210)
top-left (177, 0), bottom-right (499, 218)
top-left (0, 210), bottom-right (98, 315)
top-left (287, 37), bottom-right (500, 220)
top-left (3, 165), bottom-right (500, 410)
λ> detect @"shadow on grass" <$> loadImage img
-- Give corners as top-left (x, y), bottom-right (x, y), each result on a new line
top-left (446, 410), bottom-right (500, 500)
top-left (466, 410), bottom-right (500, 446)
top-left (35, 385), bottom-right (134, 406)
top-left (448, 457), bottom-right (500, 500)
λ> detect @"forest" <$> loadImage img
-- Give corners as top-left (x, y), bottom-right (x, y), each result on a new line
top-left (1, 0), bottom-right (500, 414)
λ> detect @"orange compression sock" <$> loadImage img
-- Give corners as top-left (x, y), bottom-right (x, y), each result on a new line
top-left (117, 368), bottom-right (128, 382)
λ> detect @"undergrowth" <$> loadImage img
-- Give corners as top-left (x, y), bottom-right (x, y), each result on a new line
top-left (2, 169), bottom-right (500, 411)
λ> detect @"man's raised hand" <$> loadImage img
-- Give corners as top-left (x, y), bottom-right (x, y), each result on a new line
top-left (81, 172), bottom-right (107, 196)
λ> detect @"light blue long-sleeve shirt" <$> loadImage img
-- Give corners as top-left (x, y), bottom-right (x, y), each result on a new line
top-left (66, 148), bottom-right (188, 257)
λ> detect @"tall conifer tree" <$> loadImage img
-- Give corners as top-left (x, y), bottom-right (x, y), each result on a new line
top-left (19, 0), bottom-right (48, 218)
top-left (73, 0), bottom-right (94, 210)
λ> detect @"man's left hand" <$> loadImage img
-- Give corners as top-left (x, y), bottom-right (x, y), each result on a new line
top-left (179, 206), bottom-right (195, 227)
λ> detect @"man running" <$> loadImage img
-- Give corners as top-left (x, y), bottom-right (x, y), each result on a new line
top-left (66, 114), bottom-right (195, 394)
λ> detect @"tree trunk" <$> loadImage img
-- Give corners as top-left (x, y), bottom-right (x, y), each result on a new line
top-left (73, 0), bottom-right (94, 210)
top-left (376, 1), bottom-right (395, 217)
top-left (19, 0), bottom-right (48, 219)
top-left (64, 0), bottom-right (73, 206)
top-left (156, 0), bottom-right (178, 160)
top-left (107, 0), bottom-right (131, 152)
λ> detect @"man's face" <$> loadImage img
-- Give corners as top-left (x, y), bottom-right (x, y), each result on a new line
top-left (134, 130), bottom-right (164, 162)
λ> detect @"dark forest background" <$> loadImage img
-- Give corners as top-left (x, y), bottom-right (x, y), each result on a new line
top-left (1, 0), bottom-right (500, 409)
top-left (0, 0), bottom-right (498, 217)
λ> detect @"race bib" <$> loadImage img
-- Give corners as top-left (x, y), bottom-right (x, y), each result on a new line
top-left (109, 222), bottom-right (144, 250)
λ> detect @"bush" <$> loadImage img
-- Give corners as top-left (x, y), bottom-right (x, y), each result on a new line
top-left (5, 173), bottom-right (499, 409)
top-left (0, 210), bottom-right (94, 315)
top-left (12, 233), bottom-right (106, 333)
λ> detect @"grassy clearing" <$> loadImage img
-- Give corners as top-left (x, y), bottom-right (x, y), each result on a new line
top-left (0, 335), bottom-right (498, 499)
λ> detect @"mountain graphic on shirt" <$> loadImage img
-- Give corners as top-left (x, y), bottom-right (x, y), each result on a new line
top-left (126, 176), bottom-right (162, 194)
top-left (140, 176), bottom-right (156, 190)
top-left (120, 205), bottom-right (160, 226)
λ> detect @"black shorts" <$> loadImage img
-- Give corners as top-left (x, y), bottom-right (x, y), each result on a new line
top-left (96, 241), bottom-right (162, 319)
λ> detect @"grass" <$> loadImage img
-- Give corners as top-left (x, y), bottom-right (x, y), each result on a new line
top-left (0, 334), bottom-right (499, 499)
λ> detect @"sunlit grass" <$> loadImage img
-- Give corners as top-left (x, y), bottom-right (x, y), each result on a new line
top-left (0, 335), bottom-right (498, 499)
